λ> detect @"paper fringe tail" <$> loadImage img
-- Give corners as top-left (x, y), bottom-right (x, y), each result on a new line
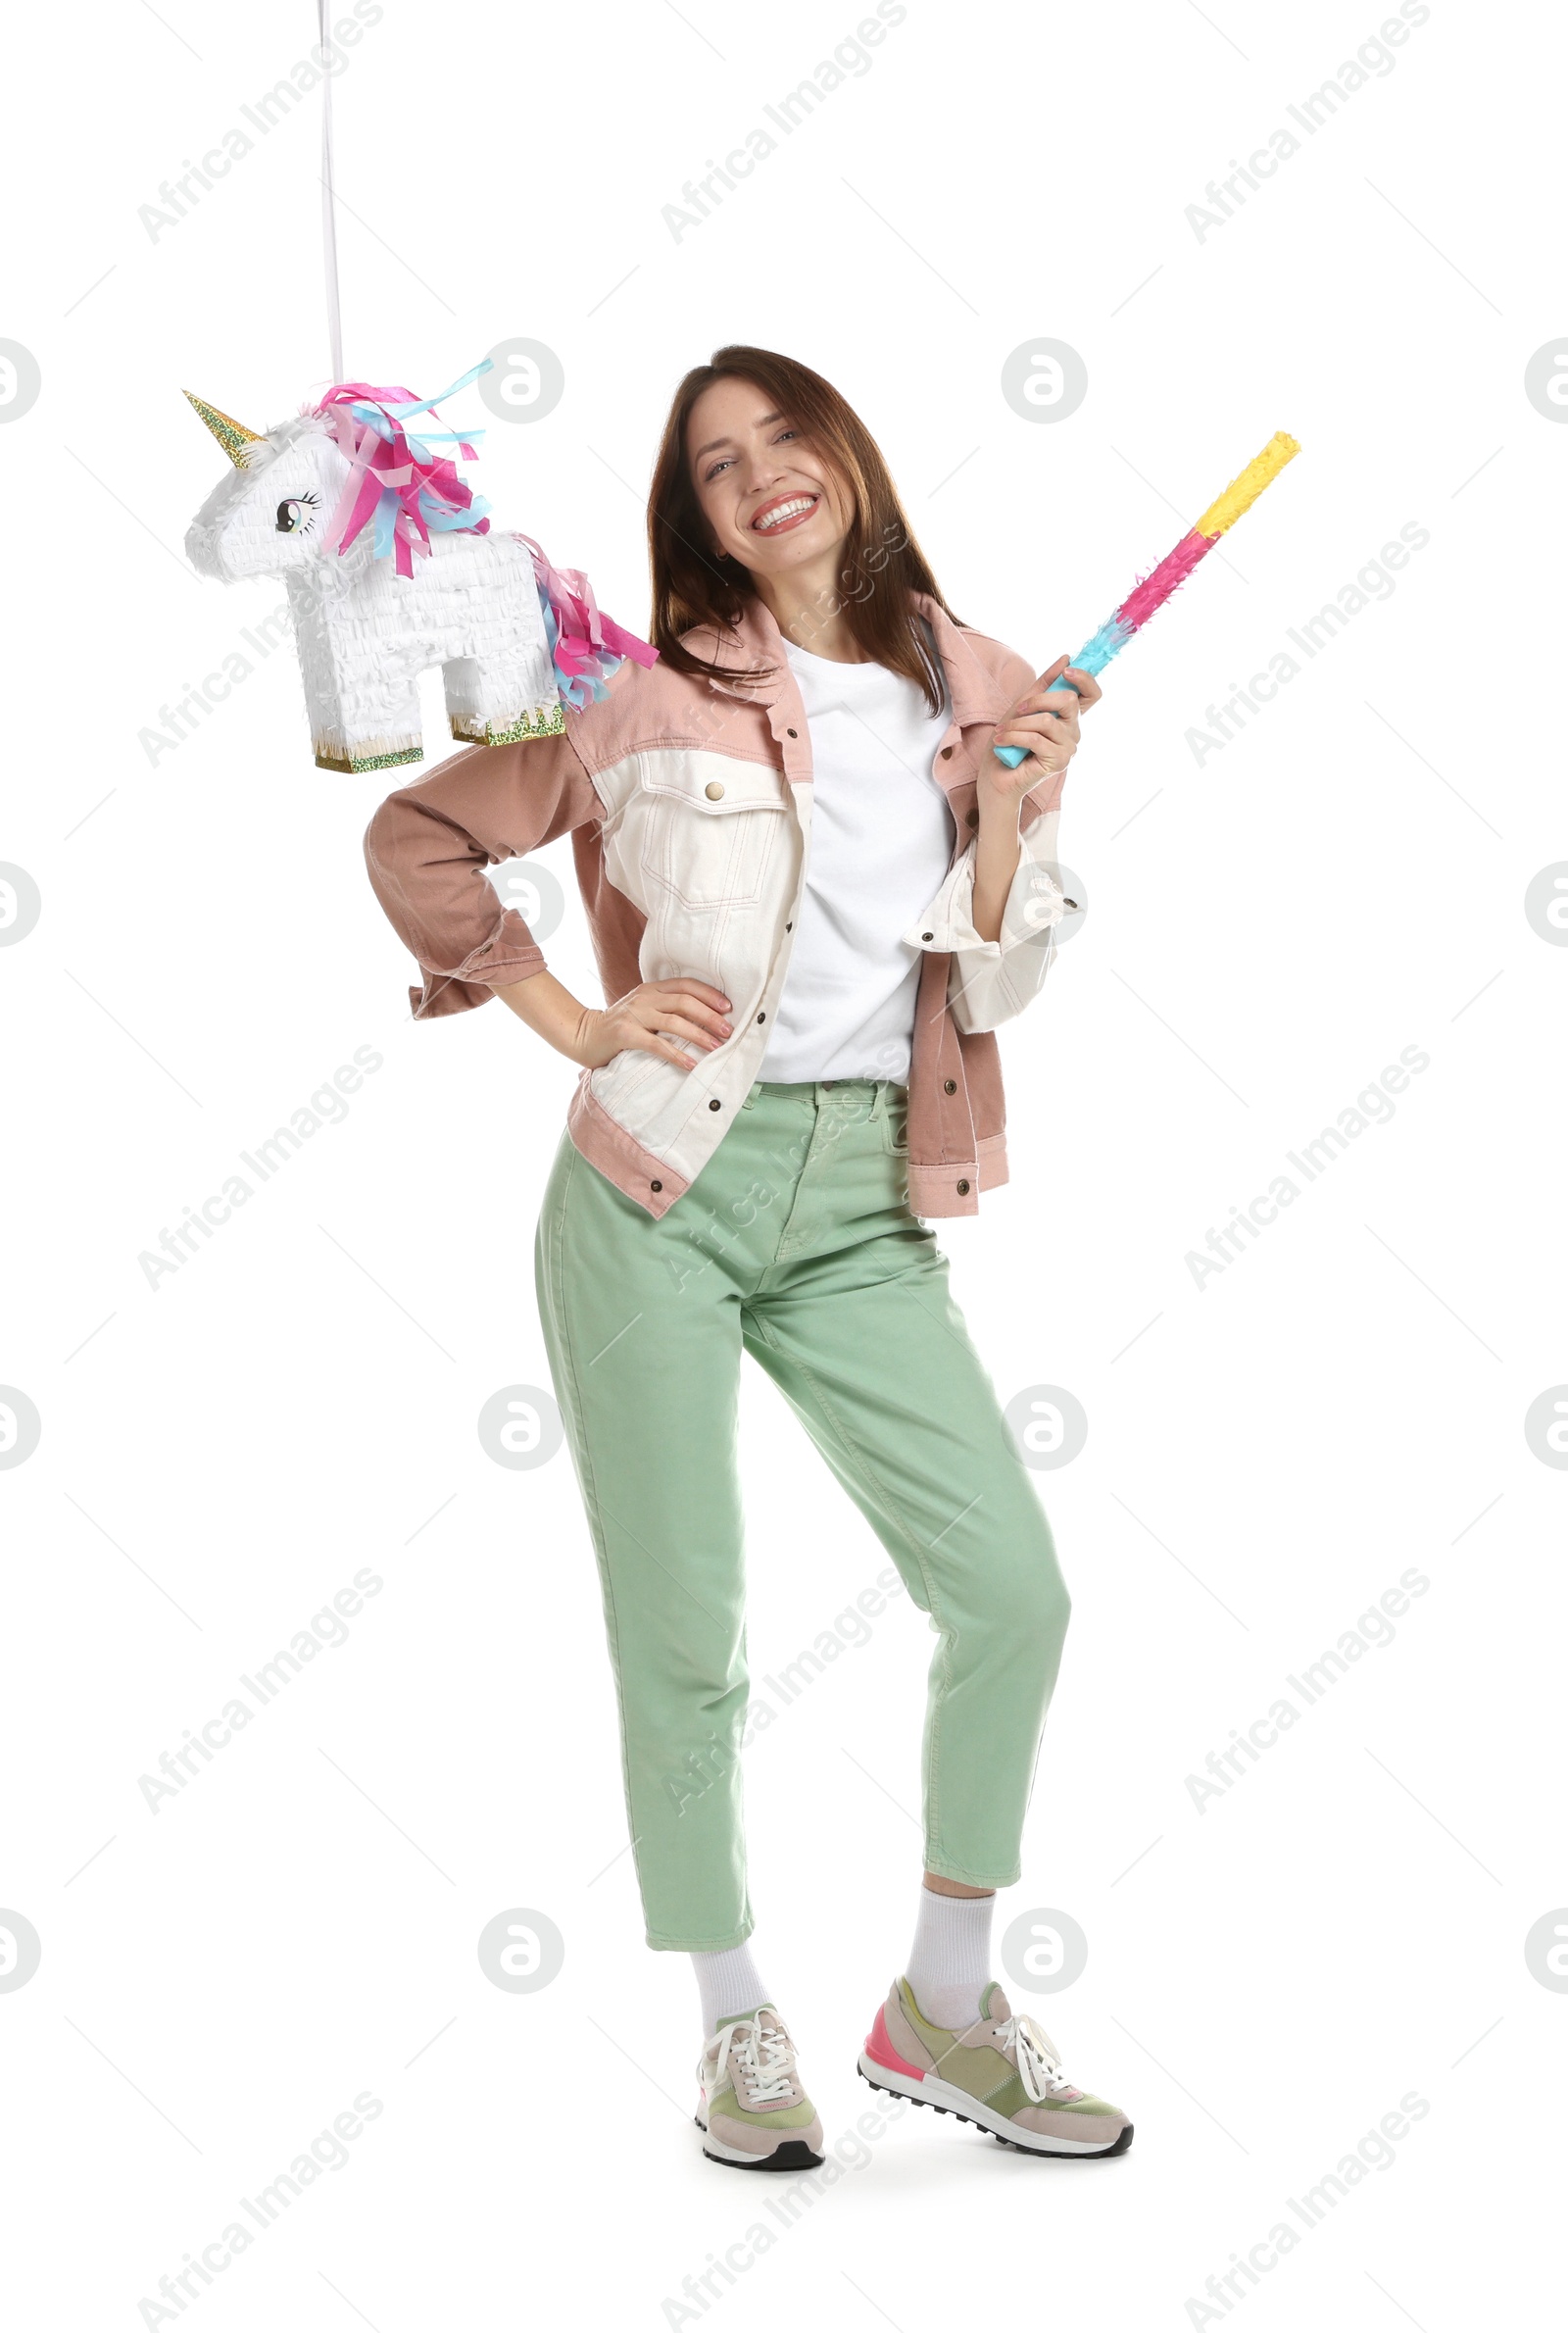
top-left (519, 534), bottom-right (659, 709)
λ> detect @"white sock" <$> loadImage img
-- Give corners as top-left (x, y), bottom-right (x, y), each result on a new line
top-left (691, 1942), bottom-right (769, 2040)
top-left (905, 1887), bottom-right (996, 2029)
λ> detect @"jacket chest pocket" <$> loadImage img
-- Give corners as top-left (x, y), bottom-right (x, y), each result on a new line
top-left (636, 757), bottom-right (789, 912)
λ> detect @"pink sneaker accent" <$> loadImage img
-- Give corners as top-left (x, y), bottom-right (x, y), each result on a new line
top-left (865, 2003), bottom-right (927, 2082)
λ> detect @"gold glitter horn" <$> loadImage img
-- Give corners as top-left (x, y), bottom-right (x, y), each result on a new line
top-left (183, 390), bottom-right (263, 467)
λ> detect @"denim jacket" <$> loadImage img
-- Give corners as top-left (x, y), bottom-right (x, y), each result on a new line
top-left (363, 592), bottom-right (1069, 1217)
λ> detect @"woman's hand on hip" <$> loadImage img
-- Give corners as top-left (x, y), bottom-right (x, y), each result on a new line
top-left (573, 977), bottom-right (734, 1071)
top-left (984, 655), bottom-right (1101, 809)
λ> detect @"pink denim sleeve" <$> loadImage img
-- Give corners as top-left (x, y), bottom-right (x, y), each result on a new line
top-left (363, 728), bottom-right (604, 1019)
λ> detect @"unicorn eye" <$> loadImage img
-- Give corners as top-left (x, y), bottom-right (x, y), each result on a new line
top-left (274, 492), bottom-right (319, 534)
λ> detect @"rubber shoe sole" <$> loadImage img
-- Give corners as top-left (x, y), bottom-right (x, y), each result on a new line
top-left (858, 2055), bottom-right (1133, 2158)
top-left (695, 2113), bottom-right (825, 2171)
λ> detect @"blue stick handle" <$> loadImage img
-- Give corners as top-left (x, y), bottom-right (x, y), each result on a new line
top-left (994, 673), bottom-right (1082, 769)
top-left (993, 624), bottom-right (1127, 767)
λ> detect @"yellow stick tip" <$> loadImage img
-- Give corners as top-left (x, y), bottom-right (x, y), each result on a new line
top-left (1195, 431), bottom-right (1300, 539)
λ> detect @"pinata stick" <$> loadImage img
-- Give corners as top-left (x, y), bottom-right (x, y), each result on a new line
top-left (994, 430), bottom-right (1300, 767)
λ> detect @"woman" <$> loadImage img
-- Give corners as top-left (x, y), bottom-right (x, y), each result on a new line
top-left (364, 346), bottom-right (1132, 2167)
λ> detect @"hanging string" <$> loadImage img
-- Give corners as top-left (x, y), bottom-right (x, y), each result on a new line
top-left (318, 0), bottom-right (344, 381)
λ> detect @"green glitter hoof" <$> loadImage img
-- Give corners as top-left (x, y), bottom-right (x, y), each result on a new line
top-left (450, 704), bottom-right (566, 747)
top-left (315, 745), bottom-right (426, 774)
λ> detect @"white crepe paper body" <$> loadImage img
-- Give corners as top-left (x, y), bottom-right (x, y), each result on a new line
top-left (182, 381), bottom-right (655, 773)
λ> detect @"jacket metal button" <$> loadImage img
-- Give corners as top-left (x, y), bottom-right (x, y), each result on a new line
top-left (941, 746), bottom-right (953, 760)
top-left (944, 1077), bottom-right (956, 1094)
top-left (922, 930), bottom-right (934, 942)
top-left (650, 1179), bottom-right (662, 1192)
top-left (709, 1098), bottom-right (721, 1111)
top-left (705, 780), bottom-right (725, 799)
top-left (785, 920), bottom-right (792, 931)
top-left (757, 1012), bottom-right (765, 1022)
top-left (956, 1177), bottom-right (970, 1195)
top-left (786, 727), bottom-right (798, 738)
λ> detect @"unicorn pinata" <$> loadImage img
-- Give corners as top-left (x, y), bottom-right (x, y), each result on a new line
top-left (183, 360), bottom-right (656, 772)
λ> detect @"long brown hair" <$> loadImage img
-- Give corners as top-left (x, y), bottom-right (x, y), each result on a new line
top-left (647, 345), bottom-right (962, 714)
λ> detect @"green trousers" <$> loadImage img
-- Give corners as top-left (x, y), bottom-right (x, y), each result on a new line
top-left (534, 1077), bottom-right (1071, 1951)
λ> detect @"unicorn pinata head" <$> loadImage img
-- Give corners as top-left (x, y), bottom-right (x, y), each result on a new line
top-left (183, 390), bottom-right (362, 584)
top-left (183, 370), bottom-right (494, 586)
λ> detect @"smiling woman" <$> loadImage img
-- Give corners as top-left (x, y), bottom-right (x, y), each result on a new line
top-left (362, 340), bottom-right (1126, 2172)
top-left (646, 346), bottom-right (955, 709)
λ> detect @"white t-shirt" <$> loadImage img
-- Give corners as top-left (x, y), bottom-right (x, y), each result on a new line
top-left (757, 632), bottom-right (956, 1085)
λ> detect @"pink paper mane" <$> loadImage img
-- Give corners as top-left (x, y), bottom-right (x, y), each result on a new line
top-left (313, 378), bottom-right (489, 579)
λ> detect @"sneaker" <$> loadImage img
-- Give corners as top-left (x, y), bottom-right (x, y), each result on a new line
top-left (696, 2004), bottom-right (825, 2170)
top-left (858, 1976), bottom-right (1133, 2157)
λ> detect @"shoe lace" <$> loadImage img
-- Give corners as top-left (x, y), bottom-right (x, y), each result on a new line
top-left (993, 2012), bottom-right (1071, 2105)
top-left (714, 2010), bottom-right (797, 2104)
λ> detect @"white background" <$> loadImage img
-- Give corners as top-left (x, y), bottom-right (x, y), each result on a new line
top-left (2, 0), bottom-right (1562, 2326)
